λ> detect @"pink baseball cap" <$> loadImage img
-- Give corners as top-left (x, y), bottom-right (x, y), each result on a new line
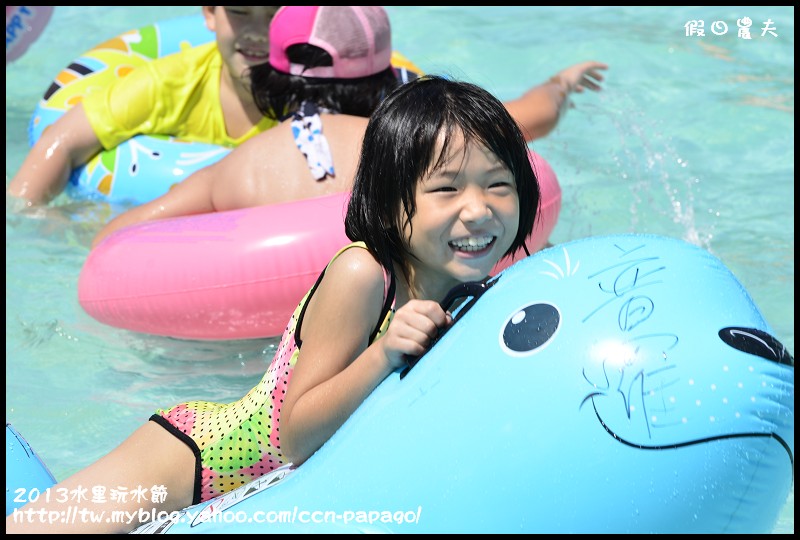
top-left (268, 6), bottom-right (392, 79)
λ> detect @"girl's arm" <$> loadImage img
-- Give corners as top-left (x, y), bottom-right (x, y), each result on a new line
top-left (90, 132), bottom-right (269, 248)
top-left (91, 163), bottom-right (218, 248)
top-left (280, 247), bottom-right (449, 465)
top-left (90, 121), bottom-right (302, 248)
top-left (504, 60), bottom-right (608, 142)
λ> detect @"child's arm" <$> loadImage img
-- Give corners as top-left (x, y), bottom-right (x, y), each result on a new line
top-left (91, 164), bottom-right (218, 248)
top-left (7, 103), bottom-right (102, 206)
top-left (503, 60), bottom-right (608, 142)
top-left (90, 133), bottom-right (266, 248)
top-left (279, 248), bottom-right (450, 465)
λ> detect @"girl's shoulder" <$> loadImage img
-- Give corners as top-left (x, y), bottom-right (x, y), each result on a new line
top-left (326, 242), bottom-right (384, 283)
top-left (322, 242), bottom-right (388, 299)
top-left (303, 243), bottom-right (391, 338)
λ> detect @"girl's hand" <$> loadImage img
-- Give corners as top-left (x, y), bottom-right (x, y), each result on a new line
top-left (551, 61), bottom-right (608, 95)
top-left (376, 299), bottom-right (453, 370)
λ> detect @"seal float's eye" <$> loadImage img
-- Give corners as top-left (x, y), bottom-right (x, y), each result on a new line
top-left (500, 303), bottom-right (560, 356)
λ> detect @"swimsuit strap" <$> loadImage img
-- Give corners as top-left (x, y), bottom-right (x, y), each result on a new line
top-left (369, 263), bottom-right (396, 343)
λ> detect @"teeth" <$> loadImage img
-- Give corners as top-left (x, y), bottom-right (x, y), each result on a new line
top-left (449, 236), bottom-right (494, 251)
top-left (240, 49), bottom-right (267, 58)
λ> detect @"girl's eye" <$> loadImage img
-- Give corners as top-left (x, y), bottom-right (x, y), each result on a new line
top-left (489, 180), bottom-right (515, 191)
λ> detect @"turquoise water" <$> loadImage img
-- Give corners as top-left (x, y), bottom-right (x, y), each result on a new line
top-left (6, 6), bottom-right (793, 533)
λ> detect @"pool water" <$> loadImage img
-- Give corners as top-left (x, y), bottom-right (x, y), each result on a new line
top-left (5, 6), bottom-right (794, 533)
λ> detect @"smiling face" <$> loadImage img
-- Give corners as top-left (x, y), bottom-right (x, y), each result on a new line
top-left (204, 6), bottom-right (279, 83)
top-left (404, 131), bottom-right (520, 299)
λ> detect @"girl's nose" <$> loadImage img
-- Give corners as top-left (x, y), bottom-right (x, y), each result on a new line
top-left (460, 190), bottom-right (492, 224)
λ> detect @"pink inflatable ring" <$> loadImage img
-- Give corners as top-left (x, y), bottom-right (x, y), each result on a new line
top-left (78, 150), bottom-right (561, 340)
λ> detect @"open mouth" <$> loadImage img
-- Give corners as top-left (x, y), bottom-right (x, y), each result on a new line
top-left (237, 47), bottom-right (268, 62)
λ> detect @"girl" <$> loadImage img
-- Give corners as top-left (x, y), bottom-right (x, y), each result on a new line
top-left (6, 75), bottom-right (539, 533)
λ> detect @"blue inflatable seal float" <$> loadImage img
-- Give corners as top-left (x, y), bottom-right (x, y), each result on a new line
top-left (6, 234), bottom-right (794, 533)
top-left (6, 423), bottom-right (56, 517)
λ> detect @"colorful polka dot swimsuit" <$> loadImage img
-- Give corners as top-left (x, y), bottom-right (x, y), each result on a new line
top-left (150, 242), bottom-right (395, 504)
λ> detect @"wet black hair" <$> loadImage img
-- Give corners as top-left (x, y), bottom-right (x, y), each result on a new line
top-left (249, 44), bottom-right (400, 121)
top-left (344, 75), bottom-right (540, 285)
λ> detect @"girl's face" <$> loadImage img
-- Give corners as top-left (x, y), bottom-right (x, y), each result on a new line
top-left (204, 6), bottom-right (279, 82)
top-left (405, 131), bottom-right (520, 298)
